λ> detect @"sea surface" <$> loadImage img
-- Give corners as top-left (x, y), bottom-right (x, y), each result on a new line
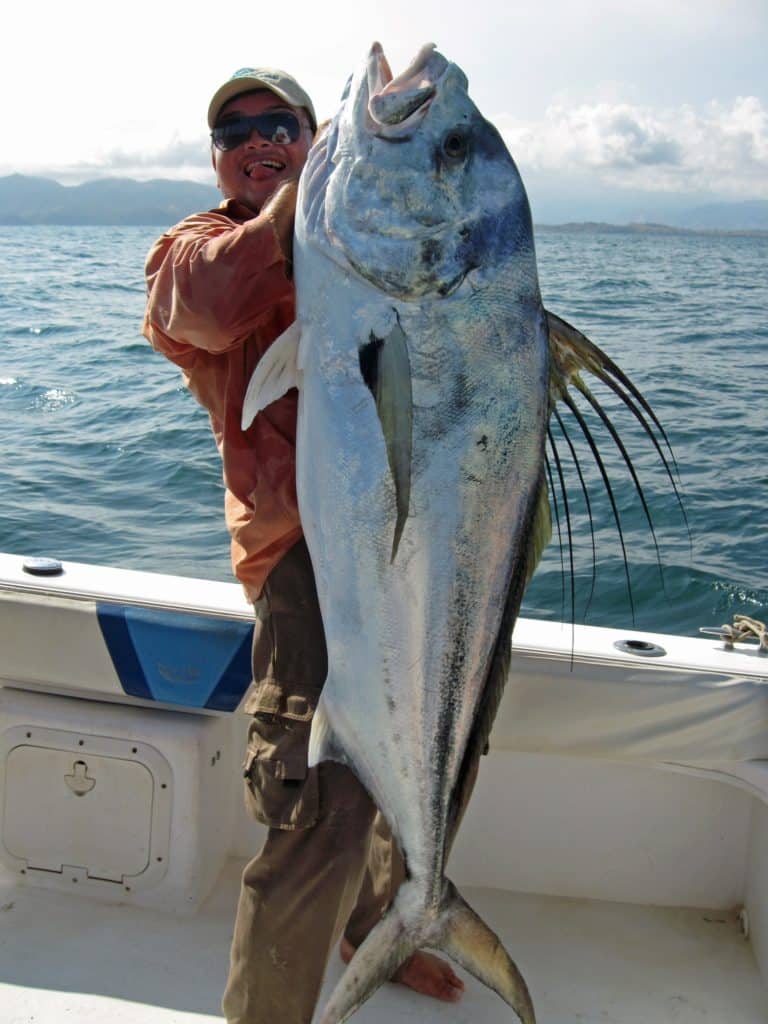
top-left (0, 225), bottom-right (765, 639)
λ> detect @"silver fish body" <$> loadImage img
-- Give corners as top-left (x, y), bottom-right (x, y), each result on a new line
top-left (245, 41), bottom-right (548, 1023)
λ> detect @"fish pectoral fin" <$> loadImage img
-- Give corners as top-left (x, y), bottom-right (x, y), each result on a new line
top-left (307, 692), bottom-right (347, 768)
top-left (241, 320), bottom-right (302, 430)
top-left (358, 317), bottom-right (413, 561)
top-left (438, 879), bottom-right (536, 1024)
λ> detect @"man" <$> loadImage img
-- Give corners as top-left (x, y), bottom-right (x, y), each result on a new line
top-left (142, 68), bottom-right (464, 1023)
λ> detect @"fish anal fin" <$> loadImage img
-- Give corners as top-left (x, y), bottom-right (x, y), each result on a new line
top-left (525, 469), bottom-right (552, 587)
top-left (241, 320), bottom-right (302, 430)
top-left (358, 316), bottom-right (412, 561)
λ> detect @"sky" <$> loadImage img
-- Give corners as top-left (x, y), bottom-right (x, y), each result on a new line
top-left (3, 0), bottom-right (767, 222)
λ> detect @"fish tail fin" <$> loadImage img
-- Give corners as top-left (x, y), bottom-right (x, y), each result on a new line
top-left (317, 906), bottom-right (416, 1024)
top-left (317, 878), bottom-right (535, 1024)
top-left (438, 879), bottom-right (536, 1024)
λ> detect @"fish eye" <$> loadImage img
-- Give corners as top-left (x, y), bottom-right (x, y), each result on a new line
top-left (441, 129), bottom-right (469, 161)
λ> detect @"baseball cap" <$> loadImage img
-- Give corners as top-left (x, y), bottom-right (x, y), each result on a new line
top-left (208, 67), bottom-right (317, 131)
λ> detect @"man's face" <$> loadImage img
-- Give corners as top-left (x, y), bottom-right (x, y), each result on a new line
top-left (212, 90), bottom-right (313, 210)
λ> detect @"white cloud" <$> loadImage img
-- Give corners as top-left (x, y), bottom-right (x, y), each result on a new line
top-left (29, 97), bottom-right (766, 203)
top-left (496, 97), bottom-right (768, 197)
top-left (7, 138), bottom-right (216, 187)
top-left (93, 139), bottom-right (215, 183)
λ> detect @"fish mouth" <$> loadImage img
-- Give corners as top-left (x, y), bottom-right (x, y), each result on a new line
top-left (363, 42), bottom-right (448, 139)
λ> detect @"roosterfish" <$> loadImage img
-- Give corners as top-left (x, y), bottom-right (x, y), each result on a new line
top-left (243, 40), bottom-right (680, 1024)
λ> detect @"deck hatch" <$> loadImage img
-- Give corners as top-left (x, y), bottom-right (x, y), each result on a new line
top-left (0, 725), bottom-right (172, 891)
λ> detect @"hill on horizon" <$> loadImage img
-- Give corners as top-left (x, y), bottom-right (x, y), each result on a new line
top-left (1, 173), bottom-right (767, 231)
top-left (0, 174), bottom-right (220, 226)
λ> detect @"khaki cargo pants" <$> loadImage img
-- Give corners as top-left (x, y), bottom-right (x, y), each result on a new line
top-left (221, 540), bottom-right (406, 1024)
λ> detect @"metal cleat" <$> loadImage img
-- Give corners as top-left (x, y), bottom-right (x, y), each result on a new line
top-left (700, 615), bottom-right (767, 654)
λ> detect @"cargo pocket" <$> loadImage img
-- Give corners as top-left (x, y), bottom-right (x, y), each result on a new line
top-left (242, 714), bottom-right (319, 831)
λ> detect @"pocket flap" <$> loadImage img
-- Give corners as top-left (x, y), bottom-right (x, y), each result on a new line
top-left (268, 752), bottom-right (309, 782)
top-left (242, 743), bottom-right (317, 830)
top-left (243, 727), bottom-right (310, 783)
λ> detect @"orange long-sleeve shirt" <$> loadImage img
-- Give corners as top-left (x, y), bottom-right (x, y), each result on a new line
top-left (143, 198), bottom-right (302, 600)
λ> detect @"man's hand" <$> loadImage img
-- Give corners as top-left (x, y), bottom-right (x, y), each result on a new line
top-left (263, 122), bottom-right (331, 269)
top-left (263, 178), bottom-right (300, 268)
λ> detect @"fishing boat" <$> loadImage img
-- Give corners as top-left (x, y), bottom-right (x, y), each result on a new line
top-left (1, 549), bottom-right (766, 1023)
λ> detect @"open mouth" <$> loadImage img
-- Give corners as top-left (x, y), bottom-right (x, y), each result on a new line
top-left (365, 42), bottom-right (448, 135)
top-left (244, 159), bottom-right (286, 177)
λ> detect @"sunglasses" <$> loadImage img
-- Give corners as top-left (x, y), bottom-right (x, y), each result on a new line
top-left (211, 112), bottom-right (303, 151)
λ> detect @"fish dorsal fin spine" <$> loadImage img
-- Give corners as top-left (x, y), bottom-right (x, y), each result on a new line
top-left (241, 320), bottom-right (302, 430)
top-left (545, 305), bottom-right (688, 623)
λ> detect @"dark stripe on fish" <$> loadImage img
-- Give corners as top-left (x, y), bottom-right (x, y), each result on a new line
top-left (447, 468), bottom-right (548, 848)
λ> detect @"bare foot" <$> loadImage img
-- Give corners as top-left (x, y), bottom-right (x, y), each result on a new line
top-left (340, 937), bottom-right (465, 1003)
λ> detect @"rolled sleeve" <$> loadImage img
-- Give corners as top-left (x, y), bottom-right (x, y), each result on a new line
top-left (143, 210), bottom-right (293, 356)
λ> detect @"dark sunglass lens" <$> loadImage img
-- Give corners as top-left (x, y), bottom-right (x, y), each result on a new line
top-left (212, 121), bottom-right (251, 151)
top-left (258, 113), bottom-right (301, 143)
top-left (212, 112), bottom-right (302, 151)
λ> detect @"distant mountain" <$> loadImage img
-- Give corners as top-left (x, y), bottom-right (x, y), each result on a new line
top-left (670, 200), bottom-right (768, 231)
top-left (1, 174), bottom-right (767, 232)
top-left (0, 174), bottom-right (220, 226)
top-left (537, 220), bottom-right (768, 237)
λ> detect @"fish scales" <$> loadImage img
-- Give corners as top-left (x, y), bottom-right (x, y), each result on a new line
top-left (302, 297), bottom-right (544, 858)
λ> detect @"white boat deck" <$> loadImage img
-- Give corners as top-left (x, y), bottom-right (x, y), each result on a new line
top-left (2, 559), bottom-right (767, 1022)
top-left (2, 858), bottom-right (764, 1024)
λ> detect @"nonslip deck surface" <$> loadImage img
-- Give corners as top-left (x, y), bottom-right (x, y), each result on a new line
top-left (1, 859), bottom-right (765, 1024)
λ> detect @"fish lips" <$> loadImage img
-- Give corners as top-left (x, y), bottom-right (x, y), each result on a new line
top-left (359, 41), bottom-right (450, 140)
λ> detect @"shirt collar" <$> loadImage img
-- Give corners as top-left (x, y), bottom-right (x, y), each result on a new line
top-left (217, 196), bottom-right (260, 221)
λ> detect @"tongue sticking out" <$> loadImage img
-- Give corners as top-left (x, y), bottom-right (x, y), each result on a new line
top-left (367, 42), bottom-right (448, 128)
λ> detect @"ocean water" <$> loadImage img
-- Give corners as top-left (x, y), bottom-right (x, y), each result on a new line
top-left (0, 224), bottom-right (765, 639)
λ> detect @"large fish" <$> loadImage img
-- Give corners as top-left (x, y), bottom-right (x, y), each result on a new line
top-left (243, 41), bottom-right (679, 1024)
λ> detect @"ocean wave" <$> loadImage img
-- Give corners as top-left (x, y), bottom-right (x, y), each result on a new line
top-left (1, 225), bottom-right (765, 635)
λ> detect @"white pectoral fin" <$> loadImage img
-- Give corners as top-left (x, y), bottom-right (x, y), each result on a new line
top-left (241, 320), bottom-right (302, 430)
top-left (308, 691), bottom-right (347, 768)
